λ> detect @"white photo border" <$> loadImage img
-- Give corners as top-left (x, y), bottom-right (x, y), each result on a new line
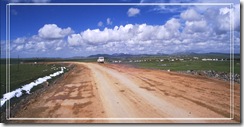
top-left (5, 2), bottom-right (235, 121)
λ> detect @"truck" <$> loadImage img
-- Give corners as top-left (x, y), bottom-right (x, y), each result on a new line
top-left (97, 57), bottom-right (105, 63)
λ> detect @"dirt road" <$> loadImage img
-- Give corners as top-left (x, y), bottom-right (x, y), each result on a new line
top-left (11, 62), bottom-right (240, 123)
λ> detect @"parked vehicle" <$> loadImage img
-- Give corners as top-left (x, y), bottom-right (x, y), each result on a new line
top-left (97, 57), bottom-right (105, 63)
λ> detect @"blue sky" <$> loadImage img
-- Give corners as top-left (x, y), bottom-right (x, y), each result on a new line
top-left (0, 0), bottom-right (241, 58)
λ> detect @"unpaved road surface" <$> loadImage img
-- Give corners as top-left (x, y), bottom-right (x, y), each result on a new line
top-left (11, 62), bottom-right (240, 123)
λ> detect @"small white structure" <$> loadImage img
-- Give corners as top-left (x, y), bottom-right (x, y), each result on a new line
top-left (202, 58), bottom-right (213, 61)
top-left (193, 57), bottom-right (199, 60)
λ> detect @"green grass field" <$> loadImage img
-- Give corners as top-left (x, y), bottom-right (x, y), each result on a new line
top-left (0, 57), bottom-right (240, 97)
top-left (127, 60), bottom-right (240, 74)
top-left (0, 63), bottom-right (62, 97)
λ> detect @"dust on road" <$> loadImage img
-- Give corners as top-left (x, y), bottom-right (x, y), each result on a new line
top-left (11, 62), bottom-right (240, 123)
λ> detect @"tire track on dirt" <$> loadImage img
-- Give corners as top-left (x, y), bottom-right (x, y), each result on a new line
top-left (101, 63), bottom-right (240, 122)
top-left (83, 63), bottom-right (208, 123)
top-left (12, 63), bottom-right (106, 123)
top-left (11, 62), bottom-right (240, 123)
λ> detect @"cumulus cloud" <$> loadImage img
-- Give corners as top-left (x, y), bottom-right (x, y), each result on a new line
top-left (64, 6), bottom-right (239, 55)
top-left (38, 24), bottom-right (73, 39)
top-left (106, 18), bottom-right (112, 25)
top-left (9, 24), bottom-right (72, 57)
top-left (181, 5), bottom-right (240, 35)
top-left (217, 4), bottom-right (240, 32)
top-left (233, 4), bottom-right (240, 31)
top-left (164, 18), bottom-right (181, 32)
top-left (180, 9), bottom-right (202, 21)
top-left (15, 45), bottom-right (24, 51)
top-left (97, 21), bottom-right (103, 27)
top-left (8, 3), bottom-right (240, 57)
top-left (11, 35), bottom-right (67, 53)
top-left (9, 0), bottom-right (51, 2)
top-left (31, 0), bottom-right (50, 2)
top-left (127, 8), bottom-right (140, 17)
top-left (67, 18), bottom-right (181, 48)
top-left (13, 37), bottom-right (27, 44)
top-left (55, 47), bottom-right (62, 51)
top-left (68, 34), bottom-right (84, 46)
top-left (184, 20), bottom-right (208, 33)
top-left (219, 7), bottom-right (230, 15)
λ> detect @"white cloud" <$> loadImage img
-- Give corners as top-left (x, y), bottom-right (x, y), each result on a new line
top-left (97, 21), bottom-right (103, 27)
top-left (9, 0), bottom-right (51, 2)
top-left (38, 24), bottom-right (73, 39)
top-left (67, 34), bottom-right (84, 46)
top-left (9, 3), bottom-right (240, 56)
top-left (38, 42), bottom-right (46, 51)
top-left (67, 18), bottom-right (181, 48)
top-left (165, 18), bottom-right (181, 31)
top-left (106, 18), bottom-right (112, 25)
top-left (181, 8), bottom-right (202, 21)
top-left (181, 5), bottom-right (240, 34)
top-left (65, 10), bottom-right (239, 55)
top-left (233, 4), bottom-right (240, 31)
top-left (127, 8), bottom-right (140, 17)
top-left (184, 20), bottom-right (208, 33)
top-left (16, 45), bottom-right (24, 51)
top-left (219, 7), bottom-right (230, 15)
top-left (86, 46), bottom-right (97, 51)
top-left (216, 4), bottom-right (240, 32)
top-left (81, 28), bottom-right (111, 44)
top-left (55, 47), bottom-right (62, 51)
top-left (31, 0), bottom-right (50, 2)
top-left (11, 28), bottom-right (69, 53)
top-left (13, 37), bottom-right (27, 44)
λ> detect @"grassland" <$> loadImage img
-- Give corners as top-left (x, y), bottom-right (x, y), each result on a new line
top-left (0, 57), bottom-right (94, 97)
top-left (129, 60), bottom-right (240, 74)
top-left (105, 53), bottom-right (240, 75)
top-left (0, 63), bottom-right (62, 97)
top-left (0, 55), bottom-right (240, 97)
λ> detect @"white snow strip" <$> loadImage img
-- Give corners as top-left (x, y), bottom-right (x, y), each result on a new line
top-left (0, 67), bottom-right (66, 107)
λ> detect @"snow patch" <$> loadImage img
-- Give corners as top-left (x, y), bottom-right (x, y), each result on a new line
top-left (0, 67), bottom-right (66, 107)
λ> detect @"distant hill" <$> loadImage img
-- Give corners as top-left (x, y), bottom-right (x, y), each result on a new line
top-left (88, 54), bottom-right (114, 58)
top-left (171, 51), bottom-right (198, 56)
top-left (88, 53), bottom-right (168, 58)
top-left (87, 52), bottom-right (240, 59)
top-left (69, 56), bottom-right (86, 59)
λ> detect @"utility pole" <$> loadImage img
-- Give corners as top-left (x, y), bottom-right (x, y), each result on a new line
top-left (18, 55), bottom-right (19, 71)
